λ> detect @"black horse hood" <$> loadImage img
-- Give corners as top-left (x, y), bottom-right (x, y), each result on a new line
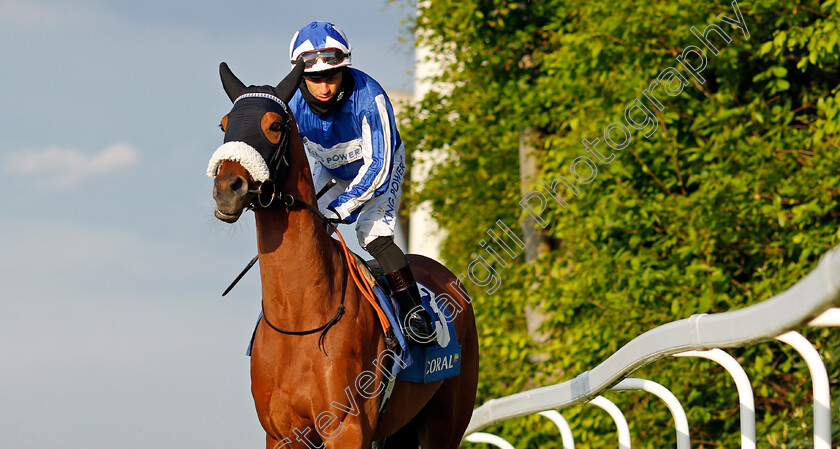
top-left (223, 86), bottom-right (290, 165)
top-left (207, 62), bottom-right (304, 183)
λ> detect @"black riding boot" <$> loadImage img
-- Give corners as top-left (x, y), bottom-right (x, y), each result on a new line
top-left (385, 265), bottom-right (436, 346)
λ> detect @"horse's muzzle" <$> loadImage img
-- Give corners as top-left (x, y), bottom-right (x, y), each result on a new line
top-left (214, 208), bottom-right (242, 223)
top-left (213, 173), bottom-right (251, 223)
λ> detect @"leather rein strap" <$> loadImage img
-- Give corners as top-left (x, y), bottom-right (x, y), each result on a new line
top-left (255, 190), bottom-right (346, 352)
top-left (223, 182), bottom-right (392, 351)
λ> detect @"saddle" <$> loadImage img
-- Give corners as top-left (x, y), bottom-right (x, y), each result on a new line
top-left (349, 253), bottom-right (393, 298)
top-left (348, 253), bottom-right (461, 384)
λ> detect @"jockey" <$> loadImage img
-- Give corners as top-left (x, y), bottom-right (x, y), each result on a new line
top-left (287, 21), bottom-right (434, 344)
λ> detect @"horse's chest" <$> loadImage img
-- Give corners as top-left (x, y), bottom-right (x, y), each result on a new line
top-left (257, 366), bottom-right (376, 445)
top-left (253, 348), bottom-right (370, 419)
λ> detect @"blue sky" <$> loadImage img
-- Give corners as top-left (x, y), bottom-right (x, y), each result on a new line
top-left (0, 1), bottom-right (415, 447)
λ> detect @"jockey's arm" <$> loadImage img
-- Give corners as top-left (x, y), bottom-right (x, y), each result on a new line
top-left (328, 95), bottom-right (397, 220)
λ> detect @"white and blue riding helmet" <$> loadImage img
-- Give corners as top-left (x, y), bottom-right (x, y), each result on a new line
top-left (289, 21), bottom-right (352, 74)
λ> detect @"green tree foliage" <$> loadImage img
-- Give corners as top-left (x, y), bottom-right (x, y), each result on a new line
top-left (398, 0), bottom-right (840, 447)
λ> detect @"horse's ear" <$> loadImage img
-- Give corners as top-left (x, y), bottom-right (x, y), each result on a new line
top-left (275, 61), bottom-right (304, 105)
top-left (220, 62), bottom-right (246, 102)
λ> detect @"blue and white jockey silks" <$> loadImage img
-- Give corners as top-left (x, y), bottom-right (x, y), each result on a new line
top-left (290, 68), bottom-right (406, 248)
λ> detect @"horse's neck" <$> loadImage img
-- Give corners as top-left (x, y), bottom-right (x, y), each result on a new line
top-left (254, 124), bottom-right (343, 320)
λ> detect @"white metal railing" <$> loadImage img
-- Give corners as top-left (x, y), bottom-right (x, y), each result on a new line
top-left (588, 396), bottom-right (630, 449)
top-left (536, 411), bottom-right (575, 449)
top-left (775, 331), bottom-right (832, 449)
top-left (674, 349), bottom-right (755, 449)
top-left (464, 244), bottom-right (840, 447)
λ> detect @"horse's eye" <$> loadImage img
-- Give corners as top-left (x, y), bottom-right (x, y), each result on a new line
top-left (269, 121), bottom-right (283, 132)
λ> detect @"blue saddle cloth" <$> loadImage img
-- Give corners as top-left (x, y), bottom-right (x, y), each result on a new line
top-left (246, 282), bottom-right (461, 384)
top-left (375, 283), bottom-right (461, 384)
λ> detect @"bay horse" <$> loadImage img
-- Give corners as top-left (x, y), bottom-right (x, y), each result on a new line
top-left (207, 62), bottom-right (479, 449)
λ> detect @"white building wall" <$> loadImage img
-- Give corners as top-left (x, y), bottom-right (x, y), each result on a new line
top-left (406, 14), bottom-right (448, 260)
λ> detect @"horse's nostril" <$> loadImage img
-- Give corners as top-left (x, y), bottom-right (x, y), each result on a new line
top-left (231, 177), bottom-right (244, 193)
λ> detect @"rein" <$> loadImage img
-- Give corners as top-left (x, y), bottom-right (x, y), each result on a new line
top-left (222, 179), bottom-right (338, 297)
top-left (226, 183), bottom-right (393, 350)
top-left (250, 180), bottom-right (331, 223)
top-left (260, 245), bottom-right (347, 350)
top-left (250, 185), bottom-right (347, 351)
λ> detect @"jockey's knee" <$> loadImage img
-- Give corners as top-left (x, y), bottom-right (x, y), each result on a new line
top-left (365, 236), bottom-right (408, 273)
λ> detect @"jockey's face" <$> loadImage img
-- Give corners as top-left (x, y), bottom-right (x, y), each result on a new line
top-left (304, 70), bottom-right (343, 102)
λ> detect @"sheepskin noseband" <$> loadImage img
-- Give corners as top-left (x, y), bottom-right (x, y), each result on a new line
top-left (207, 141), bottom-right (271, 182)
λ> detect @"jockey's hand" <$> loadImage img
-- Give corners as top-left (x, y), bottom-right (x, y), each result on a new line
top-left (324, 207), bottom-right (344, 225)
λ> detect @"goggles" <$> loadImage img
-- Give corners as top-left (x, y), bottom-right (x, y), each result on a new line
top-left (295, 48), bottom-right (350, 69)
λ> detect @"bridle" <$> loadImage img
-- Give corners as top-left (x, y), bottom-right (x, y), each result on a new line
top-left (222, 93), bottom-right (346, 350)
top-left (228, 90), bottom-right (336, 226)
